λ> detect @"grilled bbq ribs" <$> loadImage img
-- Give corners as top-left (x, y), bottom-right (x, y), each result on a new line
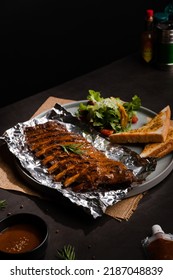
top-left (24, 121), bottom-right (136, 192)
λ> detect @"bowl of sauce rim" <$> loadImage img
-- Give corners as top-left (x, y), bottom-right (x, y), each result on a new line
top-left (0, 213), bottom-right (48, 259)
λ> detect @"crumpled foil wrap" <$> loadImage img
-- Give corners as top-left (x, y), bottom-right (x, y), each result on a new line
top-left (1, 103), bottom-right (157, 218)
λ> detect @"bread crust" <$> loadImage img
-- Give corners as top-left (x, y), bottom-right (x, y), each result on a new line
top-left (140, 123), bottom-right (173, 158)
top-left (109, 106), bottom-right (171, 144)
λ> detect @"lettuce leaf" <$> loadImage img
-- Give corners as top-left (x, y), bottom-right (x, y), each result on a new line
top-left (77, 90), bottom-right (141, 133)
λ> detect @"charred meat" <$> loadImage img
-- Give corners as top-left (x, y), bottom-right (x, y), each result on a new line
top-left (24, 121), bottom-right (136, 192)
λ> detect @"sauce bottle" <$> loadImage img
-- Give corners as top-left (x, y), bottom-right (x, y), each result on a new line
top-left (142, 224), bottom-right (173, 260)
top-left (141, 9), bottom-right (155, 64)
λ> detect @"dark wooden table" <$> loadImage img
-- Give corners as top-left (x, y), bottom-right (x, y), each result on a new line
top-left (0, 52), bottom-right (173, 260)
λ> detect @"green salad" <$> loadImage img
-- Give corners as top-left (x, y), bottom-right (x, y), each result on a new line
top-left (76, 90), bottom-right (141, 136)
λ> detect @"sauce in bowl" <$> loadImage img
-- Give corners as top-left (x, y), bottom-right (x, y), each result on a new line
top-left (0, 223), bottom-right (43, 253)
top-left (0, 213), bottom-right (48, 259)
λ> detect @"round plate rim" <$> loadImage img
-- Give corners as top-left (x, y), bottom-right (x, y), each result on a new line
top-left (20, 101), bottom-right (173, 198)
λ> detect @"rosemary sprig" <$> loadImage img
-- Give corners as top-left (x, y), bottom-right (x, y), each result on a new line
top-left (0, 200), bottom-right (7, 210)
top-left (57, 244), bottom-right (76, 260)
top-left (60, 143), bottom-right (84, 155)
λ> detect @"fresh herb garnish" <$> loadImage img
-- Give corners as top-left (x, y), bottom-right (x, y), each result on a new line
top-left (0, 200), bottom-right (7, 210)
top-left (57, 244), bottom-right (76, 260)
top-left (60, 144), bottom-right (84, 155)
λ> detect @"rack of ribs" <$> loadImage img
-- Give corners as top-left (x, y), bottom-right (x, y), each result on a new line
top-left (24, 121), bottom-right (136, 192)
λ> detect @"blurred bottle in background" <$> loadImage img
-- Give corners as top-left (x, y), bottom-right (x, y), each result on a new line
top-left (141, 9), bottom-right (155, 64)
top-left (155, 1), bottom-right (173, 71)
top-left (164, 0), bottom-right (173, 20)
top-left (154, 12), bottom-right (169, 25)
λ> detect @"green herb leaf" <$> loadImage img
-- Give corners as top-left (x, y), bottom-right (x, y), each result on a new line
top-left (57, 244), bottom-right (76, 260)
top-left (0, 200), bottom-right (7, 210)
top-left (60, 144), bottom-right (84, 155)
top-left (123, 94), bottom-right (141, 112)
top-left (87, 89), bottom-right (103, 102)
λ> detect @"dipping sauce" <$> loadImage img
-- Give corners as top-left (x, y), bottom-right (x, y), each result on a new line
top-left (142, 224), bottom-right (173, 260)
top-left (147, 238), bottom-right (173, 260)
top-left (0, 223), bottom-right (43, 254)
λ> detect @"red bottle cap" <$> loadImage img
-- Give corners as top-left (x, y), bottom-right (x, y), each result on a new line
top-left (147, 9), bottom-right (154, 17)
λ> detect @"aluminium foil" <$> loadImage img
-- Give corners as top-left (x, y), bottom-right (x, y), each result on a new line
top-left (1, 103), bottom-right (157, 218)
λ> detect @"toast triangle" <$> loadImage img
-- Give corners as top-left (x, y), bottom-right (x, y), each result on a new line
top-left (109, 105), bottom-right (171, 144)
top-left (140, 123), bottom-right (173, 158)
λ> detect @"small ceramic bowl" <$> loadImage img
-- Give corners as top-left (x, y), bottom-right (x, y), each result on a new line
top-left (0, 213), bottom-right (48, 260)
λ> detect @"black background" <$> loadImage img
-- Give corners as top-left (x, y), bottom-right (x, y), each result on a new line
top-left (1, 0), bottom-right (168, 107)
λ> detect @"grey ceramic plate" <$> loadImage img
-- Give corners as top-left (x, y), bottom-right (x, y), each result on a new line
top-left (64, 101), bottom-right (173, 197)
top-left (16, 101), bottom-right (173, 198)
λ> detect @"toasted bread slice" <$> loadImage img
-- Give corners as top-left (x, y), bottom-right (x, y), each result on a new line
top-left (140, 122), bottom-right (173, 158)
top-left (109, 105), bottom-right (171, 144)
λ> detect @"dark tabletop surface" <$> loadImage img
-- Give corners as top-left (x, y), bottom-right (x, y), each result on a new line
top-left (0, 52), bottom-right (173, 260)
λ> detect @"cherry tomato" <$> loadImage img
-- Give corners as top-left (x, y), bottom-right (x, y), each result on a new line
top-left (132, 115), bottom-right (138, 123)
top-left (100, 129), bottom-right (114, 137)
